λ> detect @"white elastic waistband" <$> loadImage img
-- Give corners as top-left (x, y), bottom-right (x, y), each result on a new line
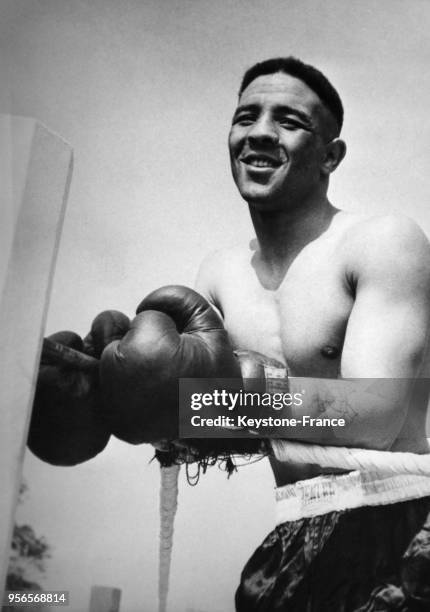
top-left (275, 470), bottom-right (430, 523)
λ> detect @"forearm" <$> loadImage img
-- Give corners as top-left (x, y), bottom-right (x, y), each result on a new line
top-left (282, 377), bottom-right (410, 449)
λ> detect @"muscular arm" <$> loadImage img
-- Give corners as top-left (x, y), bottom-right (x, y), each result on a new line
top-left (288, 217), bottom-right (430, 449)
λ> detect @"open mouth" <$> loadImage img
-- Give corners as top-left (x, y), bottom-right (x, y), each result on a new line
top-left (240, 153), bottom-right (283, 169)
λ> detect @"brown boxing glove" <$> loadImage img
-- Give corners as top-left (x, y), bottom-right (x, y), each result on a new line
top-left (98, 284), bottom-right (285, 474)
top-left (28, 310), bottom-right (130, 466)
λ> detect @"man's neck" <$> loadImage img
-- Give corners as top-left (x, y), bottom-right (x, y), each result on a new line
top-left (249, 195), bottom-right (339, 286)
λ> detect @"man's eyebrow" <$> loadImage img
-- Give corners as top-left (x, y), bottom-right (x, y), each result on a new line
top-left (275, 105), bottom-right (313, 125)
top-left (232, 104), bottom-right (259, 119)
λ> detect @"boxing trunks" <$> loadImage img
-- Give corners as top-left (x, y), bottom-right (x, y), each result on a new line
top-left (236, 471), bottom-right (430, 611)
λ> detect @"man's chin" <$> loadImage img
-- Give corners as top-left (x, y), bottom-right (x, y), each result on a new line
top-left (239, 186), bottom-right (284, 212)
top-left (246, 196), bottom-right (285, 213)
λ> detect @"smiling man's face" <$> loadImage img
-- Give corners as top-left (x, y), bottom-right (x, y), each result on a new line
top-left (229, 71), bottom-right (331, 211)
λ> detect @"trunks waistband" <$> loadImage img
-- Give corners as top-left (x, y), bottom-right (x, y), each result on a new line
top-left (275, 470), bottom-right (430, 523)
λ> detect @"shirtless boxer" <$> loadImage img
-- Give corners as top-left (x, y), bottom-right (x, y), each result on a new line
top-left (195, 57), bottom-right (430, 610)
top-left (32, 55), bottom-right (430, 610)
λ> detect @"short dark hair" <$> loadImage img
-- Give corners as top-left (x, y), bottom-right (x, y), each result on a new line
top-left (239, 57), bottom-right (344, 134)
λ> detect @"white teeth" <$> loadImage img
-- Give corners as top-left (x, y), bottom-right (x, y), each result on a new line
top-left (248, 159), bottom-right (275, 167)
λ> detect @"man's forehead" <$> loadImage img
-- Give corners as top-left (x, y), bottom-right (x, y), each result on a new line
top-left (238, 72), bottom-right (323, 115)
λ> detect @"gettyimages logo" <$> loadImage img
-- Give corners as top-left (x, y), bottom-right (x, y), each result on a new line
top-left (189, 387), bottom-right (304, 411)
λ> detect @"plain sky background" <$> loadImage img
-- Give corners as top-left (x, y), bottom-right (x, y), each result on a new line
top-left (2, 1), bottom-right (430, 611)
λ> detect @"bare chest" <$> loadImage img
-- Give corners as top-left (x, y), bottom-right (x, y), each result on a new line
top-left (220, 246), bottom-right (354, 377)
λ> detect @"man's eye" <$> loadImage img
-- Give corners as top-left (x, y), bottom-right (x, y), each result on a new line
top-left (233, 114), bottom-right (255, 125)
top-left (279, 118), bottom-right (303, 130)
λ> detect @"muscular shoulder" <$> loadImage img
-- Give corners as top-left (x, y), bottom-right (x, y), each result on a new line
top-left (341, 214), bottom-right (430, 288)
top-left (195, 245), bottom-right (250, 312)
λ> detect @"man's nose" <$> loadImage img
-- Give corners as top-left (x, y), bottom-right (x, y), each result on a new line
top-left (247, 115), bottom-right (279, 145)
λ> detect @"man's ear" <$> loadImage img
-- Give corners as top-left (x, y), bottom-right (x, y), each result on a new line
top-left (321, 138), bottom-right (347, 176)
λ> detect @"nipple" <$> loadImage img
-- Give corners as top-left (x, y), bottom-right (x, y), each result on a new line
top-left (321, 345), bottom-right (340, 359)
